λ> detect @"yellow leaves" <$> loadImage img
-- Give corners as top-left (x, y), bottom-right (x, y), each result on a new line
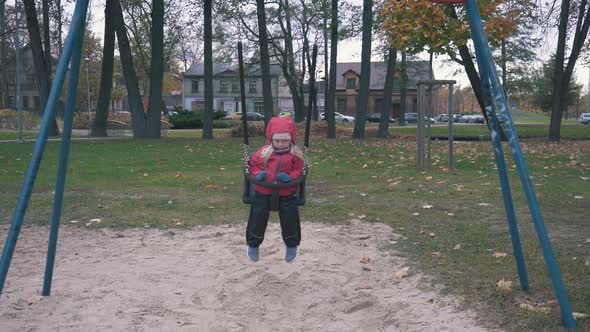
top-left (496, 278), bottom-right (512, 291)
top-left (206, 184), bottom-right (219, 189)
top-left (492, 252), bottom-right (508, 258)
top-left (393, 267), bottom-right (411, 280)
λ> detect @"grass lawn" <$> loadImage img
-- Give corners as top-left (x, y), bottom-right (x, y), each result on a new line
top-left (0, 134), bottom-right (589, 330)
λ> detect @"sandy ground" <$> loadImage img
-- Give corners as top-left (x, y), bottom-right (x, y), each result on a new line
top-left (0, 220), bottom-right (492, 331)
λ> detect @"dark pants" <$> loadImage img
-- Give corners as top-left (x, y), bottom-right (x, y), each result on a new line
top-left (246, 192), bottom-right (301, 248)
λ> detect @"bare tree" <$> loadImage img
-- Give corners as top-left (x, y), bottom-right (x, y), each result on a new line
top-left (23, 0), bottom-right (59, 135)
top-left (352, 0), bottom-right (373, 139)
top-left (91, 0), bottom-right (116, 137)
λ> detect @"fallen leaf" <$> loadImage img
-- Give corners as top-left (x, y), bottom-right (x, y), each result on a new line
top-left (492, 252), bottom-right (508, 258)
top-left (362, 164), bottom-right (368, 169)
top-left (431, 251), bottom-right (441, 256)
top-left (143, 173), bottom-right (149, 177)
top-left (175, 172), bottom-right (184, 178)
top-left (206, 184), bottom-right (219, 189)
top-left (422, 205), bottom-right (433, 209)
top-left (412, 212), bottom-right (420, 216)
top-left (358, 215), bottom-right (366, 219)
top-left (360, 256), bottom-right (372, 264)
top-left (393, 267), bottom-right (410, 280)
top-left (519, 303), bottom-right (549, 313)
top-left (580, 177), bottom-right (589, 181)
top-left (429, 232), bottom-right (436, 237)
top-left (573, 312), bottom-right (588, 319)
top-left (478, 202), bottom-right (491, 206)
top-left (27, 296), bottom-right (43, 305)
top-left (69, 220), bottom-right (79, 224)
top-left (89, 218), bottom-right (102, 223)
top-left (574, 195), bottom-right (583, 199)
top-left (362, 266), bottom-right (372, 271)
top-left (360, 193), bottom-right (368, 197)
top-left (425, 176), bottom-right (432, 181)
top-left (447, 213), bottom-right (455, 216)
top-left (496, 278), bottom-right (512, 291)
top-left (454, 244), bottom-right (461, 250)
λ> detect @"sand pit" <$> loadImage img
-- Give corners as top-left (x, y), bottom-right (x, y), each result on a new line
top-left (0, 221), bottom-right (491, 331)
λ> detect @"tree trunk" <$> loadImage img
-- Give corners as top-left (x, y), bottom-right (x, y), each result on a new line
top-left (352, 0), bottom-right (372, 139)
top-left (42, 0), bottom-right (50, 83)
top-left (256, 0), bottom-right (274, 125)
top-left (56, 0), bottom-right (63, 56)
top-left (91, 0), bottom-right (116, 137)
top-left (326, 0), bottom-right (338, 138)
top-left (23, 0), bottom-right (59, 135)
top-left (378, 47), bottom-right (396, 138)
top-left (501, 39), bottom-right (507, 97)
top-left (1, 2), bottom-right (8, 108)
top-left (323, 0), bottom-right (328, 121)
top-left (399, 52), bottom-right (407, 126)
top-left (145, 0), bottom-right (164, 139)
top-left (549, 0), bottom-right (590, 141)
top-left (449, 6), bottom-right (487, 122)
top-left (203, 0), bottom-right (213, 138)
top-left (112, 0), bottom-right (146, 138)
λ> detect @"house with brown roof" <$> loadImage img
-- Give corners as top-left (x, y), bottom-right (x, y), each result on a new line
top-left (334, 61), bottom-right (432, 118)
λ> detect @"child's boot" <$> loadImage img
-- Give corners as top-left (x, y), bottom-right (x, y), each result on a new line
top-left (247, 245), bottom-right (259, 262)
top-left (285, 246), bottom-right (297, 263)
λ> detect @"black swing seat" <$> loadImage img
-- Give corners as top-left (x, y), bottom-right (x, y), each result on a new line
top-left (242, 171), bottom-right (307, 211)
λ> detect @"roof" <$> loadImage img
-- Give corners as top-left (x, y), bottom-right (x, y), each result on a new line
top-left (335, 61), bottom-right (432, 90)
top-left (184, 63), bottom-right (282, 77)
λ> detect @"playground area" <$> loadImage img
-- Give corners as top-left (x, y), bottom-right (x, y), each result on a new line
top-left (0, 221), bottom-right (488, 331)
top-left (0, 136), bottom-right (589, 330)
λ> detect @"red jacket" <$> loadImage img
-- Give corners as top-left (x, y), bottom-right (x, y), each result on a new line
top-left (250, 117), bottom-right (304, 196)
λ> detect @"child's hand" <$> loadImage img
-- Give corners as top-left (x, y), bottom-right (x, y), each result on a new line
top-left (255, 171), bottom-right (268, 181)
top-left (277, 172), bottom-right (291, 183)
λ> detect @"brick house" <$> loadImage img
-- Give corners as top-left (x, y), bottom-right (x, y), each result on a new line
top-left (334, 61), bottom-right (432, 118)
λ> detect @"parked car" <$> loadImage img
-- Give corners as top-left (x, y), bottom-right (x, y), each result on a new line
top-left (403, 113), bottom-right (435, 123)
top-left (579, 112), bottom-right (590, 124)
top-left (366, 113), bottom-right (395, 123)
top-left (223, 112), bottom-right (265, 121)
top-left (320, 112), bottom-right (355, 122)
top-left (436, 114), bottom-right (449, 122)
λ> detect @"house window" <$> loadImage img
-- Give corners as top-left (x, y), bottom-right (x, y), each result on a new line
top-left (8, 96), bottom-right (15, 108)
top-left (191, 80), bottom-right (199, 93)
top-left (34, 96), bottom-right (41, 111)
top-left (254, 101), bottom-right (264, 113)
top-left (232, 81), bottom-right (239, 93)
top-left (337, 97), bottom-right (347, 114)
top-left (249, 80), bottom-right (257, 93)
top-left (220, 80), bottom-right (227, 93)
top-left (346, 78), bottom-right (356, 89)
top-left (22, 96), bottom-right (29, 109)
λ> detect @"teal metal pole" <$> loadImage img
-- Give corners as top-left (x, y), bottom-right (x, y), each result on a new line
top-left (42, 5), bottom-right (88, 296)
top-left (466, 0), bottom-right (575, 328)
top-left (0, 0), bottom-right (90, 296)
top-left (468, 17), bottom-right (529, 292)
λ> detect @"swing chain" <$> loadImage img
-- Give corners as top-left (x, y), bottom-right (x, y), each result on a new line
top-left (243, 144), bottom-right (251, 174)
top-left (302, 146), bottom-right (309, 175)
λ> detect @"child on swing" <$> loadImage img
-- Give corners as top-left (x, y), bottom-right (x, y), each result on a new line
top-left (246, 115), bottom-right (304, 263)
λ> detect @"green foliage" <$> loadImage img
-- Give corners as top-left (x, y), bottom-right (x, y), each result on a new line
top-left (0, 109), bottom-right (41, 130)
top-left (532, 56), bottom-right (582, 113)
top-left (168, 110), bottom-right (226, 129)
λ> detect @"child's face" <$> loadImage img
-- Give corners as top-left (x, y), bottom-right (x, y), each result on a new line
top-left (272, 138), bottom-right (291, 150)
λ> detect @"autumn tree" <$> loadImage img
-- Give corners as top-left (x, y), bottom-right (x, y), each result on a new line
top-left (380, 0), bottom-right (518, 121)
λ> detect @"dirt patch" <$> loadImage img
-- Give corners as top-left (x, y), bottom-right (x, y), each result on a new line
top-left (0, 221), bottom-right (494, 331)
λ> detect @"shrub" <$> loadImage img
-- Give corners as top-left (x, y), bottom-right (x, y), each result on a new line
top-left (168, 110), bottom-right (228, 129)
top-left (0, 109), bottom-right (41, 130)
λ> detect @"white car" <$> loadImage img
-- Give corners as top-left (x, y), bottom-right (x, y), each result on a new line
top-left (320, 112), bottom-right (355, 122)
top-left (579, 113), bottom-right (590, 125)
